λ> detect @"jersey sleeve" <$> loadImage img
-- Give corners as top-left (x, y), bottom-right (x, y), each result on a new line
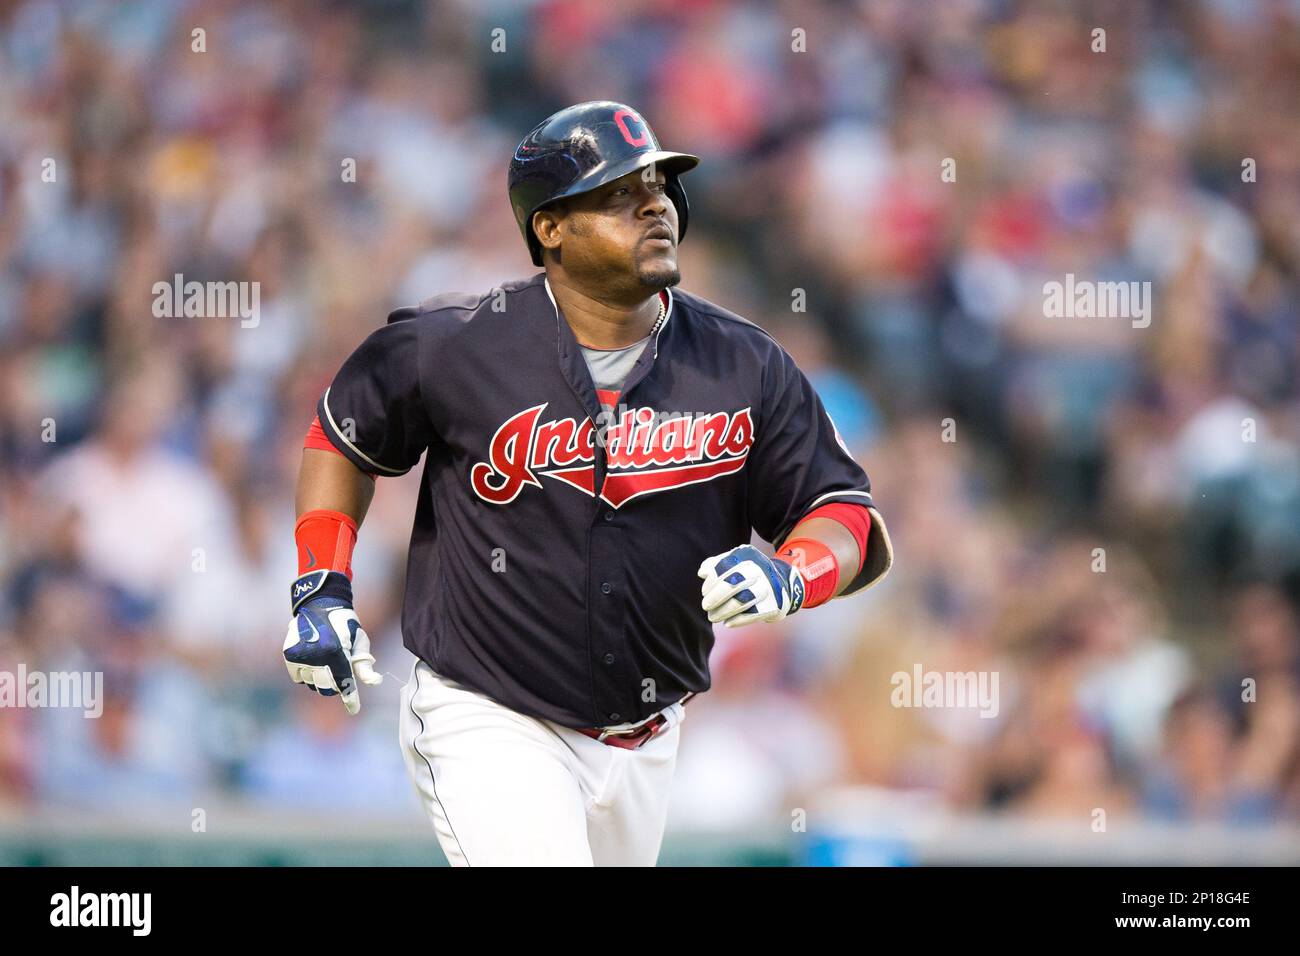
top-left (746, 346), bottom-right (893, 595)
top-left (316, 318), bottom-right (435, 476)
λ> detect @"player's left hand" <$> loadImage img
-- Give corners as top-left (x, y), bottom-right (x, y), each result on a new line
top-left (282, 570), bottom-right (383, 715)
top-left (697, 544), bottom-right (805, 628)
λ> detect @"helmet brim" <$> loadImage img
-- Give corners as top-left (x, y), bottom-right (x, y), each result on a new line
top-left (542, 150), bottom-right (700, 208)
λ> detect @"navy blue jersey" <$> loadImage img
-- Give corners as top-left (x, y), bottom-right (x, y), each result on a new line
top-left (318, 272), bottom-right (892, 728)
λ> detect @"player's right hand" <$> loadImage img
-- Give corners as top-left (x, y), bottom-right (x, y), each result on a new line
top-left (282, 570), bottom-right (382, 715)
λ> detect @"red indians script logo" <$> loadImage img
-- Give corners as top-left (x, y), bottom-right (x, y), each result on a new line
top-left (471, 404), bottom-right (754, 507)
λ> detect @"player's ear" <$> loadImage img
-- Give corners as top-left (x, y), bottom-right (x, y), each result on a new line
top-left (532, 206), bottom-right (565, 260)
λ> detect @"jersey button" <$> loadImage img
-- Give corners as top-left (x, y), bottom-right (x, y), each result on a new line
top-left (603, 653), bottom-right (615, 665)
top-left (600, 582), bottom-right (613, 594)
top-left (603, 510), bottom-right (615, 522)
top-left (608, 713), bottom-right (621, 722)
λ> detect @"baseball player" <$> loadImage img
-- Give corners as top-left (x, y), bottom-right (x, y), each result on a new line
top-left (282, 101), bottom-right (893, 866)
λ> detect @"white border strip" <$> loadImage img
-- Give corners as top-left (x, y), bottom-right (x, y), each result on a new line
top-left (805, 489), bottom-right (874, 510)
top-left (320, 387), bottom-right (407, 475)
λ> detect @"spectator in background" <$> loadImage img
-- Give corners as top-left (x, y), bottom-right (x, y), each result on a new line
top-left (1073, 567), bottom-right (1193, 773)
top-left (36, 661), bottom-right (214, 813)
top-left (242, 690), bottom-right (417, 817)
top-left (1143, 685), bottom-right (1280, 824)
top-left (41, 355), bottom-right (233, 608)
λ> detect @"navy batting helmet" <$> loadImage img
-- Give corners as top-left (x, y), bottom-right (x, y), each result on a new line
top-left (508, 101), bottom-right (700, 266)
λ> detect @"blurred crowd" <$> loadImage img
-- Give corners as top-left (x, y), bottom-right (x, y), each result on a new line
top-left (2, 0), bottom-right (1299, 844)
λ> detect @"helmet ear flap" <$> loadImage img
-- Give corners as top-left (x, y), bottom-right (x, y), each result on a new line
top-left (665, 175), bottom-right (690, 244)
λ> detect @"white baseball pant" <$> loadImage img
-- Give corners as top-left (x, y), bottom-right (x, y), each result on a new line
top-left (398, 659), bottom-right (685, 866)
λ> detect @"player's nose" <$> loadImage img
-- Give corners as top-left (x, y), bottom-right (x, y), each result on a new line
top-left (636, 185), bottom-right (670, 219)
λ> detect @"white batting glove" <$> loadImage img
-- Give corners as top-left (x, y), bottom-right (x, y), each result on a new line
top-left (697, 544), bottom-right (806, 628)
top-left (282, 571), bottom-right (383, 715)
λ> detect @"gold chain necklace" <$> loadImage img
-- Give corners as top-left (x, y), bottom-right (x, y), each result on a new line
top-left (648, 294), bottom-right (667, 338)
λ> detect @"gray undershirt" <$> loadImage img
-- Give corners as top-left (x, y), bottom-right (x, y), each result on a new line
top-left (580, 337), bottom-right (650, 404)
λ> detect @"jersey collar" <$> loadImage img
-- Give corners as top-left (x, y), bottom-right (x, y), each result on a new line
top-left (542, 276), bottom-right (674, 355)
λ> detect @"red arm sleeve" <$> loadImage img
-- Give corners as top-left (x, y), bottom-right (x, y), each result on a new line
top-left (793, 502), bottom-right (871, 575)
top-left (304, 415), bottom-right (377, 481)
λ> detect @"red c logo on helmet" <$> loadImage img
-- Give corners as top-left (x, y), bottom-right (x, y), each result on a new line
top-left (613, 109), bottom-right (650, 148)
